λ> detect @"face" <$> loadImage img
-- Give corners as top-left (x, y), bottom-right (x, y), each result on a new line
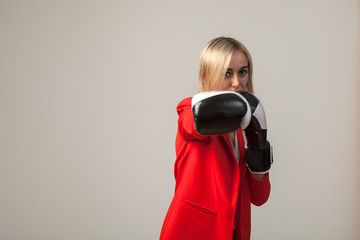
top-left (218, 50), bottom-right (249, 93)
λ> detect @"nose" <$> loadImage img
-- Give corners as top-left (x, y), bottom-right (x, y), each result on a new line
top-left (231, 75), bottom-right (240, 89)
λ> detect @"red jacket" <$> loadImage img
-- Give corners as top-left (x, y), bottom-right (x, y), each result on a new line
top-left (160, 97), bottom-right (271, 240)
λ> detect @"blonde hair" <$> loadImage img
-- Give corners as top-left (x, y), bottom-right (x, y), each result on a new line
top-left (199, 37), bottom-right (254, 93)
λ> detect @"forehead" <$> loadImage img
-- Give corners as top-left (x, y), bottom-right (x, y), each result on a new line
top-left (228, 51), bottom-right (248, 68)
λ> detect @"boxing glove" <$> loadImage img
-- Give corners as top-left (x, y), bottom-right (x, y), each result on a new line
top-left (191, 91), bottom-right (251, 135)
top-left (240, 92), bottom-right (273, 173)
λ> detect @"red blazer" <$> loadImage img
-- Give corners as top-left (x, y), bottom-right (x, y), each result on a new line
top-left (160, 97), bottom-right (271, 240)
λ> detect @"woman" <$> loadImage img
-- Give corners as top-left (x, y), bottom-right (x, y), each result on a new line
top-left (160, 37), bottom-right (272, 240)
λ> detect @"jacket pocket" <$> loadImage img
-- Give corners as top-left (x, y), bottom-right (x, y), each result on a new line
top-left (183, 199), bottom-right (217, 216)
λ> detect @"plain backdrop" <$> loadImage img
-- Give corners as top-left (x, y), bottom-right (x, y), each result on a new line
top-left (1, 0), bottom-right (359, 239)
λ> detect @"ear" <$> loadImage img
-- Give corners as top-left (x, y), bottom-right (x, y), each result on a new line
top-left (198, 68), bottom-right (202, 79)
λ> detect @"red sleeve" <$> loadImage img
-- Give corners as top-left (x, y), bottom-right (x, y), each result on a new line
top-left (248, 172), bottom-right (271, 206)
top-left (176, 97), bottom-right (208, 141)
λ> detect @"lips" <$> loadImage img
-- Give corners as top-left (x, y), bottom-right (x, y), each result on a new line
top-left (236, 90), bottom-right (246, 94)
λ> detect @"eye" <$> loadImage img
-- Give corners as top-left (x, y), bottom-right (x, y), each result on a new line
top-left (239, 69), bottom-right (248, 76)
top-left (225, 71), bottom-right (232, 78)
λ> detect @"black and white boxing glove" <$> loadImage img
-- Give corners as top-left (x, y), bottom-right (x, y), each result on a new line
top-left (240, 92), bottom-right (273, 174)
top-left (191, 91), bottom-right (251, 135)
top-left (191, 90), bottom-right (273, 173)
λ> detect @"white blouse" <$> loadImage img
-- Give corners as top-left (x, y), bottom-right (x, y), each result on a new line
top-left (228, 133), bottom-right (240, 164)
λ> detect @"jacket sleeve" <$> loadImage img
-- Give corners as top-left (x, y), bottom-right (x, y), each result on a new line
top-left (176, 97), bottom-right (208, 141)
top-left (248, 172), bottom-right (271, 206)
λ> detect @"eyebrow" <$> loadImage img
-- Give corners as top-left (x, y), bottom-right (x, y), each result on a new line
top-left (227, 66), bottom-right (249, 71)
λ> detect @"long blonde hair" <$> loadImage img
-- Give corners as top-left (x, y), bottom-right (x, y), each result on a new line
top-left (199, 37), bottom-right (254, 93)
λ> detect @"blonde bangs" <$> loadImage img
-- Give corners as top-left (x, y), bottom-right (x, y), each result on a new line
top-left (199, 44), bottom-right (233, 92)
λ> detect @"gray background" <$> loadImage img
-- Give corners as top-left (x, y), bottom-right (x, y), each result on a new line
top-left (1, 0), bottom-right (359, 239)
